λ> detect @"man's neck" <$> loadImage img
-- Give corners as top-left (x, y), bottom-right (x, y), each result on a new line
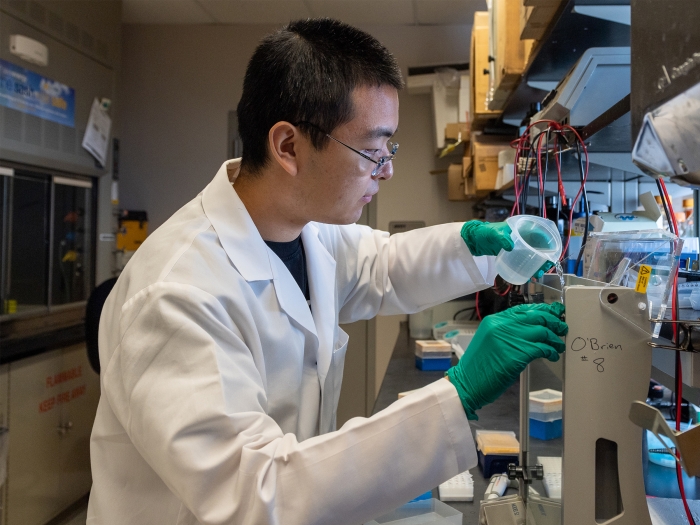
top-left (234, 169), bottom-right (306, 242)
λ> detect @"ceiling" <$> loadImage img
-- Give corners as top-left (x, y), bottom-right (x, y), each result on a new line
top-left (121, 0), bottom-right (486, 26)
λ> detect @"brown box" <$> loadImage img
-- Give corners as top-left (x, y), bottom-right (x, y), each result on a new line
top-left (472, 135), bottom-right (511, 191)
top-left (470, 12), bottom-right (501, 129)
top-left (448, 163), bottom-right (468, 201)
top-left (489, 0), bottom-right (535, 111)
top-left (445, 122), bottom-right (470, 141)
top-left (521, 3), bottom-right (563, 40)
top-left (462, 156), bottom-right (490, 199)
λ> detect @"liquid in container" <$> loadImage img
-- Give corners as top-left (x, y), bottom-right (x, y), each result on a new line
top-left (495, 215), bottom-right (562, 285)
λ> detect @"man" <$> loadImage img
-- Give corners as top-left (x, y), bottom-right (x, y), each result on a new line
top-left (87, 19), bottom-right (566, 525)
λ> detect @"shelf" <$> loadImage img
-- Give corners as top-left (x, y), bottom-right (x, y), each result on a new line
top-left (499, 0), bottom-right (631, 127)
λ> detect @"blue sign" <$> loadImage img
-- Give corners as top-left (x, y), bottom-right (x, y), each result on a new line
top-left (0, 59), bottom-right (75, 127)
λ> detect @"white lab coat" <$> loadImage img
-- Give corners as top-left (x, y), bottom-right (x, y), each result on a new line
top-left (87, 159), bottom-right (498, 525)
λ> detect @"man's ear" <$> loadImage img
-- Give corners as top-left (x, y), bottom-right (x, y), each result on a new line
top-left (268, 122), bottom-right (299, 176)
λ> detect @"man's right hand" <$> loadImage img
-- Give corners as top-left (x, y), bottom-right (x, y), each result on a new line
top-left (446, 302), bottom-right (568, 420)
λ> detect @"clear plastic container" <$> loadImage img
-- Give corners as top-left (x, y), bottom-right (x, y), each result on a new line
top-left (495, 215), bottom-right (563, 285)
top-left (409, 308), bottom-right (433, 339)
top-left (529, 389), bottom-right (562, 414)
top-left (529, 410), bottom-right (562, 422)
top-left (364, 498), bottom-right (462, 525)
top-left (432, 320), bottom-right (479, 340)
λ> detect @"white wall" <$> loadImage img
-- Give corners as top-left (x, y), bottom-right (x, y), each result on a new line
top-left (118, 22), bottom-right (475, 399)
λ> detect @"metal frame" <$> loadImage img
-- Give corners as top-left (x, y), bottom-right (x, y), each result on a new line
top-left (0, 160), bottom-right (96, 322)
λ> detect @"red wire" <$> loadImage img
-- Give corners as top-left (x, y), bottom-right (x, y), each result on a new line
top-left (659, 178), bottom-right (695, 525)
top-left (475, 291), bottom-right (482, 321)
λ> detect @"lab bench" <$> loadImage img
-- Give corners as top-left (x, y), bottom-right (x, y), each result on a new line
top-left (372, 321), bottom-right (700, 524)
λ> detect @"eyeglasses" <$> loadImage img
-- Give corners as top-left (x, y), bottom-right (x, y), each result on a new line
top-left (295, 121), bottom-right (398, 178)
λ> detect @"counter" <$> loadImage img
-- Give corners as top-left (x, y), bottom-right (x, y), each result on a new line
top-left (372, 321), bottom-right (700, 524)
top-left (372, 321), bottom-right (521, 524)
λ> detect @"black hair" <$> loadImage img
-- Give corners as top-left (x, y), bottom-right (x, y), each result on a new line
top-left (237, 18), bottom-right (404, 175)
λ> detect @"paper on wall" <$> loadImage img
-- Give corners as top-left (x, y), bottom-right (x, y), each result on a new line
top-left (82, 98), bottom-right (112, 167)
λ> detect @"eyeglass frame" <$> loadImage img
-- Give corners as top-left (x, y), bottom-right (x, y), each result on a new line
top-left (294, 121), bottom-right (398, 177)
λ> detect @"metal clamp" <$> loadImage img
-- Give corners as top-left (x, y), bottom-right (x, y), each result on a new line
top-left (647, 316), bottom-right (700, 353)
top-left (507, 463), bottom-right (543, 485)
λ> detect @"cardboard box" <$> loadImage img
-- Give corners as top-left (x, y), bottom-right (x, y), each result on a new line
top-left (470, 12), bottom-right (501, 129)
top-left (490, 0), bottom-right (535, 111)
top-left (448, 163), bottom-right (468, 201)
top-left (472, 135), bottom-right (512, 191)
top-left (445, 122), bottom-right (470, 141)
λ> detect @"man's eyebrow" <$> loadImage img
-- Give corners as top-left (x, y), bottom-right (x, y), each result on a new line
top-left (364, 127), bottom-right (397, 140)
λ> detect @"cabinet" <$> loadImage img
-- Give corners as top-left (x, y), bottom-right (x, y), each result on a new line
top-left (6, 344), bottom-right (99, 525)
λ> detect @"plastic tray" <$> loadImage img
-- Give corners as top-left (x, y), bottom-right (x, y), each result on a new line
top-left (529, 389), bottom-right (562, 413)
top-left (529, 410), bottom-right (562, 422)
top-left (364, 498), bottom-right (462, 525)
top-left (529, 418), bottom-right (562, 440)
top-left (415, 356), bottom-right (451, 371)
top-left (415, 340), bottom-right (452, 359)
top-left (432, 320), bottom-right (479, 340)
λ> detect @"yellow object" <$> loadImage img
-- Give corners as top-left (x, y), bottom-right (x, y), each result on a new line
top-left (635, 265), bottom-right (652, 293)
top-left (4, 300), bottom-right (17, 314)
top-left (62, 250), bottom-right (78, 262)
top-left (476, 430), bottom-right (520, 455)
top-left (117, 211), bottom-right (149, 251)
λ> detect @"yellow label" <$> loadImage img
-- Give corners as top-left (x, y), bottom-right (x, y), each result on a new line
top-left (635, 265), bottom-right (652, 293)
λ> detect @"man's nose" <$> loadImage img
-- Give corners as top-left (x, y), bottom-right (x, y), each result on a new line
top-left (376, 160), bottom-right (393, 181)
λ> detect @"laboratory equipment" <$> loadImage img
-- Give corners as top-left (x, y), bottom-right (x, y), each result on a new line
top-left (439, 471), bottom-right (474, 502)
top-left (432, 320), bottom-right (478, 340)
top-left (476, 430), bottom-right (520, 478)
top-left (495, 215), bottom-right (562, 285)
top-left (528, 390), bottom-right (562, 441)
top-left (414, 340), bottom-right (452, 371)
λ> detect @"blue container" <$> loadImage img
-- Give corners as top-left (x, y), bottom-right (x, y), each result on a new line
top-left (477, 450), bottom-right (519, 478)
top-left (415, 356), bottom-right (451, 371)
top-left (529, 418), bottom-right (562, 440)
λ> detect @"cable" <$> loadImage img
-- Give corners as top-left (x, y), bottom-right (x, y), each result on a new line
top-left (475, 291), bottom-right (482, 321)
top-left (453, 307), bottom-right (476, 321)
top-left (574, 142), bottom-right (590, 274)
top-left (658, 179), bottom-right (696, 525)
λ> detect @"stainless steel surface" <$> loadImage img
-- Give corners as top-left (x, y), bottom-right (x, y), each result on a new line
top-left (632, 83), bottom-right (700, 187)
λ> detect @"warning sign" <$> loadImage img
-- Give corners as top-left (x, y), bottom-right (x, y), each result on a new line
top-left (635, 265), bottom-right (652, 293)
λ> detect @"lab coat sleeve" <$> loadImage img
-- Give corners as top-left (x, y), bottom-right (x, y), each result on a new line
top-left (334, 222), bottom-right (497, 323)
top-left (102, 281), bottom-right (476, 525)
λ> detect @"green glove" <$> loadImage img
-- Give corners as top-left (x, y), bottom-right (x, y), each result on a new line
top-left (446, 302), bottom-right (567, 420)
top-left (460, 221), bottom-right (514, 257)
top-left (461, 221), bottom-right (556, 279)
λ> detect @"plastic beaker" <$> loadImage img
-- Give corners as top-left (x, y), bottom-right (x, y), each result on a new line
top-left (409, 308), bottom-right (433, 339)
top-left (495, 215), bottom-right (562, 285)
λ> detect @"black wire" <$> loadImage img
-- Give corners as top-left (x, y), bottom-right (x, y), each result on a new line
top-left (453, 307), bottom-right (476, 321)
top-left (575, 142), bottom-right (589, 275)
top-left (520, 130), bottom-right (546, 213)
top-left (542, 128), bottom-right (551, 217)
top-left (656, 179), bottom-right (675, 235)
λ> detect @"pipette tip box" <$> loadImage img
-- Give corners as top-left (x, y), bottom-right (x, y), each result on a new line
top-left (475, 430), bottom-right (520, 478)
top-left (529, 418), bottom-right (562, 440)
top-left (415, 356), bottom-right (452, 371)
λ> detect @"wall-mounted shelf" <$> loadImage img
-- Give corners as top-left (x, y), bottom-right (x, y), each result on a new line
top-left (499, 0), bottom-right (631, 127)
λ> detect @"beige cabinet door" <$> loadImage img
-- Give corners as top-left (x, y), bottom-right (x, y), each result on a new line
top-left (57, 344), bottom-right (100, 505)
top-left (8, 350), bottom-right (63, 525)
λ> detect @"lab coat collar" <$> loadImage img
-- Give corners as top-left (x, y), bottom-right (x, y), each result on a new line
top-left (201, 159), bottom-right (273, 282)
top-left (202, 160), bottom-right (332, 343)
top-left (302, 223), bottom-right (337, 383)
